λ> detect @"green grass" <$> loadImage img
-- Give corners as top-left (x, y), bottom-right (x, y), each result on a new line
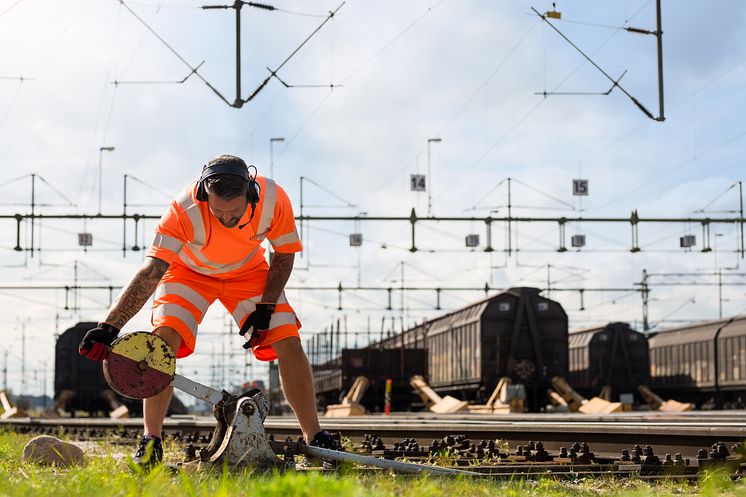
top-left (0, 431), bottom-right (742, 497)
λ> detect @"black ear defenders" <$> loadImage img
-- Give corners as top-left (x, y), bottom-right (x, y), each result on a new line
top-left (195, 162), bottom-right (261, 204)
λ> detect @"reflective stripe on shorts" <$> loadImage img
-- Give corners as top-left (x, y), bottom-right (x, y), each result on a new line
top-left (268, 311), bottom-right (298, 328)
top-left (231, 293), bottom-right (289, 326)
top-left (153, 303), bottom-right (198, 338)
top-left (154, 282), bottom-right (209, 315)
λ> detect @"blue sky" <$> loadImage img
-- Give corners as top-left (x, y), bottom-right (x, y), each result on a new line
top-left (0, 0), bottom-right (744, 396)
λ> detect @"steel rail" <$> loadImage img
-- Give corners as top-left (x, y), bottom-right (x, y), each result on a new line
top-left (2, 414), bottom-right (745, 457)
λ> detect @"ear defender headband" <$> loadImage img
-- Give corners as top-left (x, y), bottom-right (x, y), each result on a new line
top-left (195, 162), bottom-right (261, 223)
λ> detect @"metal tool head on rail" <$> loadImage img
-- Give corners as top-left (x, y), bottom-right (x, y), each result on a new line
top-left (103, 332), bottom-right (279, 470)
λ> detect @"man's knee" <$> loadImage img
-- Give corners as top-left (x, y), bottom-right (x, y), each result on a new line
top-left (272, 336), bottom-right (304, 359)
top-left (153, 326), bottom-right (182, 353)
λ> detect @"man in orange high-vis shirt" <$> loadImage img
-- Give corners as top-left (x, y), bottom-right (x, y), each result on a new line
top-left (78, 154), bottom-right (337, 467)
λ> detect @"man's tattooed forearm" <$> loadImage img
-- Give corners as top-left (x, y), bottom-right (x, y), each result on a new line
top-left (263, 252), bottom-right (294, 303)
top-left (104, 257), bottom-right (169, 329)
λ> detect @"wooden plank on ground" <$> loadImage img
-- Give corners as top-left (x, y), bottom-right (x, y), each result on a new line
top-left (578, 396), bottom-right (623, 414)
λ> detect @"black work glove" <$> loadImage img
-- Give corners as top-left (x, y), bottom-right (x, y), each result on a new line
top-left (239, 303), bottom-right (275, 350)
top-left (78, 323), bottom-right (120, 361)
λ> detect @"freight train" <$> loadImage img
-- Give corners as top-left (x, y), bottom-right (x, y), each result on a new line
top-left (311, 281), bottom-right (746, 412)
top-left (312, 287), bottom-right (569, 412)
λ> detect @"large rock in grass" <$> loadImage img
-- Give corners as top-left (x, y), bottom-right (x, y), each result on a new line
top-left (21, 435), bottom-right (84, 467)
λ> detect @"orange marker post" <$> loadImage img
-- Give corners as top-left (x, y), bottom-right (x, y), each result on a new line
top-left (384, 379), bottom-right (392, 416)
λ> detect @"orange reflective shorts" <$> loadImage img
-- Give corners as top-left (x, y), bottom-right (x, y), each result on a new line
top-left (150, 263), bottom-right (301, 361)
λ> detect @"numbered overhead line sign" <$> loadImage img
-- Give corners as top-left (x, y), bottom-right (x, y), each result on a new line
top-left (410, 174), bottom-right (426, 192)
top-left (349, 233), bottom-right (362, 247)
top-left (572, 179), bottom-right (588, 196)
top-left (78, 233), bottom-right (93, 246)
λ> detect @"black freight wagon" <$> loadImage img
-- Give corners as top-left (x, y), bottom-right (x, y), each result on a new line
top-left (55, 322), bottom-right (114, 416)
top-left (376, 287), bottom-right (568, 412)
top-left (649, 316), bottom-right (746, 408)
top-left (568, 322), bottom-right (650, 401)
top-left (312, 348), bottom-right (427, 412)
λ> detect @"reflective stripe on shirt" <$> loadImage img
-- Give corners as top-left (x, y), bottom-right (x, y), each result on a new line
top-left (151, 233), bottom-right (184, 254)
top-left (270, 228), bottom-right (300, 248)
top-left (255, 179), bottom-right (277, 241)
top-left (178, 180), bottom-right (277, 275)
top-left (176, 190), bottom-right (206, 246)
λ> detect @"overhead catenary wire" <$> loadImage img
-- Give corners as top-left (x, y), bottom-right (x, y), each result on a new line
top-left (277, 89), bottom-right (335, 153)
top-left (79, 3), bottom-right (122, 213)
top-left (241, 2), bottom-right (345, 105)
top-left (35, 176), bottom-right (76, 207)
top-left (433, 98), bottom-right (547, 199)
top-left (119, 0), bottom-right (341, 106)
top-left (477, 178), bottom-right (576, 212)
top-left (1, 208), bottom-right (743, 257)
top-left (530, 6), bottom-right (659, 120)
top-left (306, 224), bottom-right (410, 252)
top-left (579, 56), bottom-right (746, 197)
top-left (118, 0), bottom-right (233, 106)
top-left (116, 2), bottom-right (167, 81)
top-left (381, 18), bottom-right (540, 189)
top-left (541, 1), bottom-right (653, 97)
top-left (125, 0), bottom-right (200, 9)
top-left (693, 182), bottom-right (740, 214)
top-left (126, 175), bottom-right (174, 200)
top-left (0, 81), bottom-right (23, 129)
top-left (114, 63), bottom-right (205, 85)
top-left (25, 0), bottom-right (96, 77)
top-left (0, 0), bottom-right (25, 18)
top-left (564, 21), bottom-right (746, 218)
top-left (301, 176), bottom-right (357, 208)
top-left (0, 174), bottom-right (31, 189)
top-left (340, 0), bottom-right (447, 84)
top-left (273, 0), bottom-right (447, 167)
top-left (589, 125), bottom-right (746, 212)
top-left (648, 296), bottom-right (697, 330)
top-left (234, 27), bottom-right (318, 153)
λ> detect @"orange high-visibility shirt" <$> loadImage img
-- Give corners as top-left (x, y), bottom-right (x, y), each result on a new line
top-left (146, 177), bottom-right (302, 277)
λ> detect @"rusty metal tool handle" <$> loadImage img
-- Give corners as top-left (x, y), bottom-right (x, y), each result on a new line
top-left (172, 374), bottom-right (225, 406)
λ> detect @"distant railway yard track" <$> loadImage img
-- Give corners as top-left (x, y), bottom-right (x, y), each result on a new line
top-left (3, 412), bottom-right (746, 478)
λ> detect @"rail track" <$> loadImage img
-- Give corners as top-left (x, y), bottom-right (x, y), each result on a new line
top-left (3, 411), bottom-right (745, 478)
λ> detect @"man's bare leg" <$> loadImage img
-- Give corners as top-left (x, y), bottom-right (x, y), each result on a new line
top-left (272, 337), bottom-right (321, 442)
top-left (143, 326), bottom-right (182, 437)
